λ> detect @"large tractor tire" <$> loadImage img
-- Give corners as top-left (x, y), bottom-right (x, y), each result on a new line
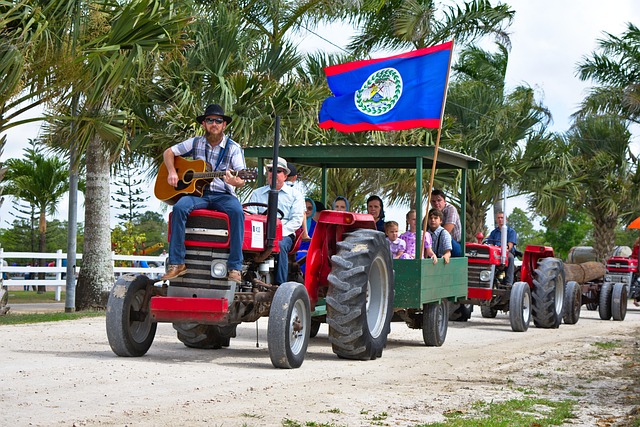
top-left (106, 274), bottom-right (157, 357)
top-left (598, 282), bottom-right (613, 320)
top-left (562, 281), bottom-right (582, 325)
top-left (174, 323), bottom-right (238, 349)
top-left (611, 283), bottom-right (628, 321)
top-left (268, 281), bottom-right (311, 369)
top-left (448, 302), bottom-right (473, 322)
top-left (423, 301), bottom-right (449, 346)
top-left (509, 281), bottom-right (531, 332)
top-left (531, 257), bottom-right (565, 329)
top-left (0, 286), bottom-right (9, 315)
top-left (480, 305), bottom-right (498, 318)
top-left (327, 229), bottom-right (394, 360)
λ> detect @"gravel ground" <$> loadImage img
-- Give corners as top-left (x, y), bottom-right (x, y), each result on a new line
top-left (1, 303), bottom-right (639, 426)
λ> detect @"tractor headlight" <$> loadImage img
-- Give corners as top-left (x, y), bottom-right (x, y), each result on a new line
top-left (211, 261), bottom-right (227, 278)
top-left (479, 270), bottom-right (492, 282)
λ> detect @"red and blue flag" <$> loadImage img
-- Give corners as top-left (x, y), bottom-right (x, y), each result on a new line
top-left (319, 41), bottom-right (453, 132)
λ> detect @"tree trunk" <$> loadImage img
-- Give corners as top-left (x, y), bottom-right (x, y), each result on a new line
top-left (563, 261), bottom-right (606, 283)
top-left (37, 210), bottom-right (47, 294)
top-left (592, 214), bottom-right (617, 263)
top-left (75, 136), bottom-right (114, 310)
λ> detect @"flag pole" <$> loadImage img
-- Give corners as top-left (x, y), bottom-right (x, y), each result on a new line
top-left (421, 39), bottom-right (455, 257)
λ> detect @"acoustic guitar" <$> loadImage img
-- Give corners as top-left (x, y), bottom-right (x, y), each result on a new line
top-left (154, 157), bottom-right (257, 205)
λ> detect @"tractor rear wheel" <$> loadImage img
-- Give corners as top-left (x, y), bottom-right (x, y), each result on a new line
top-left (448, 302), bottom-right (473, 322)
top-left (562, 281), bottom-right (582, 325)
top-left (423, 301), bottom-right (449, 346)
top-left (611, 283), bottom-right (628, 321)
top-left (268, 281), bottom-right (311, 369)
top-left (480, 305), bottom-right (498, 318)
top-left (509, 281), bottom-right (531, 332)
top-left (598, 282), bottom-right (613, 320)
top-left (327, 229), bottom-right (394, 360)
top-left (174, 323), bottom-right (237, 349)
top-left (532, 257), bottom-right (565, 329)
top-left (106, 274), bottom-right (157, 357)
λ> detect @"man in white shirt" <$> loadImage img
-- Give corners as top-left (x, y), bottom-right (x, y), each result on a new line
top-left (248, 157), bottom-right (305, 284)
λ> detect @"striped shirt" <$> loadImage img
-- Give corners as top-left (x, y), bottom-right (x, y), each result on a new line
top-left (171, 135), bottom-right (245, 194)
top-left (429, 226), bottom-right (452, 257)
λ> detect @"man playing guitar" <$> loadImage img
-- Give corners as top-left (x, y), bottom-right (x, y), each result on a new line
top-left (160, 104), bottom-right (246, 282)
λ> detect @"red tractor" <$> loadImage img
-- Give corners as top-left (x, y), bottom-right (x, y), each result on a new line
top-left (106, 198), bottom-right (394, 369)
top-left (458, 243), bottom-right (565, 332)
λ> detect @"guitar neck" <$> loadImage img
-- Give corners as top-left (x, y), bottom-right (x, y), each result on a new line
top-left (193, 171), bottom-right (232, 179)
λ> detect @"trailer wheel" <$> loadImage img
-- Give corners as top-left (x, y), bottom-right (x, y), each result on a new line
top-left (174, 323), bottom-right (237, 349)
top-left (106, 274), bottom-right (157, 357)
top-left (509, 281), bottom-right (531, 332)
top-left (562, 281), bottom-right (582, 325)
top-left (423, 301), bottom-right (449, 346)
top-left (585, 289), bottom-right (598, 310)
top-left (268, 281), bottom-right (310, 369)
top-left (599, 282), bottom-right (613, 320)
top-left (611, 283), bottom-right (628, 321)
top-left (480, 305), bottom-right (498, 318)
top-left (532, 257), bottom-right (565, 329)
top-left (327, 229), bottom-right (394, 360)
top-left (448, 302), bottom-right (473, 322)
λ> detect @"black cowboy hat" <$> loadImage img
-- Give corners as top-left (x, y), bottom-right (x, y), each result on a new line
top-left (196, 104), bottom-right (232, 124)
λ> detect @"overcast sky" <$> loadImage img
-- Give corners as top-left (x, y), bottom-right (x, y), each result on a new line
top-left (1, 0), bottom-right (639, 228)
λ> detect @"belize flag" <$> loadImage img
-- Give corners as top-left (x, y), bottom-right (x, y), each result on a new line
top-left (318, 41), bottom-right (453, 132)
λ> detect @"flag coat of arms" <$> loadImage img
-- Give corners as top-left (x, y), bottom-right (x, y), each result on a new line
top-left (319, 41), bottom-right (453, 132)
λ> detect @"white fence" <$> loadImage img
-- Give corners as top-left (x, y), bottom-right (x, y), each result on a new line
top-left (0, 249), bottom-right (166, 301)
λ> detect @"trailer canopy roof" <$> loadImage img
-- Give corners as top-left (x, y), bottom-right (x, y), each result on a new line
top-left (243, 143), bottom-right (480, 171)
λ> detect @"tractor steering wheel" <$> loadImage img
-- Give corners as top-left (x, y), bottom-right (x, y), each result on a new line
top-left (242, 202), bottom-right (284, 219)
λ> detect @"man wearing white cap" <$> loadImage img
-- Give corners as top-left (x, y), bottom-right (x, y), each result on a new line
top-left (248, 157), bottom-right (305, 285)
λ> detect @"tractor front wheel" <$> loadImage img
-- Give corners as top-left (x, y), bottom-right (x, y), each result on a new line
top-left (509, 281), bottom-right (531, 332)
top-left (268, 281), bottom-right (311, 369)
top-left (327, 229), bottom-right (394, 360)
top-left (106, 274), bottom-right (157, 357)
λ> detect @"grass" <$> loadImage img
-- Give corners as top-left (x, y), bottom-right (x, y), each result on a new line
top-left (420, 397), bottom-right (576, 426)
top-left (0, 310), bottom-right (104, 325)
top-left (6, 290), bottom-right (65, 303)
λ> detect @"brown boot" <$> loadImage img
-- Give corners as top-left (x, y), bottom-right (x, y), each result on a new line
top-left (161, 264), bottom-right (187, 280)
top-left (228, 269), bottom-right (242, 283)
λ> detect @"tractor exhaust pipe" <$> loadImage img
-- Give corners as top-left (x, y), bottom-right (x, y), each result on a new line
top-left (265, 116), bottom-right (281, 250)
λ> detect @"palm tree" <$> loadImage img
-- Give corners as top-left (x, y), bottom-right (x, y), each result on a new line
top-left (2, 143), bottom-right (70, 292)
top-left (525, 114), bottom-right (639, 261)
top-left (576, 22), bottom-right (640, 125)
top-left (42, 0), bottom-right (190, 309)
top-left (443, 44), bottom-right (551, 241)
top-left (347, 0), bottom-right (514, 55)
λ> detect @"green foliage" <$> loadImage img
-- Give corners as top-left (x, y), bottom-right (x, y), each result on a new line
top-left (0, 219), bottom-right (83, 254)
top-left (506, 207), bottom-right (545, 247)
top-left (111, 221), bottom-right (146, 256)
top-left (542, 210), bottom-right (592, 261)
top-left (111, 163), bottom-right (149, 224)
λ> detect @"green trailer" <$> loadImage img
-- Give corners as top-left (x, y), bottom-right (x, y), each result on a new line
top-left (244, 143), bottom-right (480, 348)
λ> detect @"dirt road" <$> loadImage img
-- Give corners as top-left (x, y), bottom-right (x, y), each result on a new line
top-left (2, 305), bottom-right (639, 426)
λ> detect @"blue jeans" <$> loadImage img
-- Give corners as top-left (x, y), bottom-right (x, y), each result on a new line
top-left (169, 191), bottom-right (244, 271)
top-left (276, 235), bottom-right (294, 285)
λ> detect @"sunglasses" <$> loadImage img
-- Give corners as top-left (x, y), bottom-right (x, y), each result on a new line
top-left (267, 167), bottom-right (285, 174)
top-left (204, 117), bottom-right (225, 124)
